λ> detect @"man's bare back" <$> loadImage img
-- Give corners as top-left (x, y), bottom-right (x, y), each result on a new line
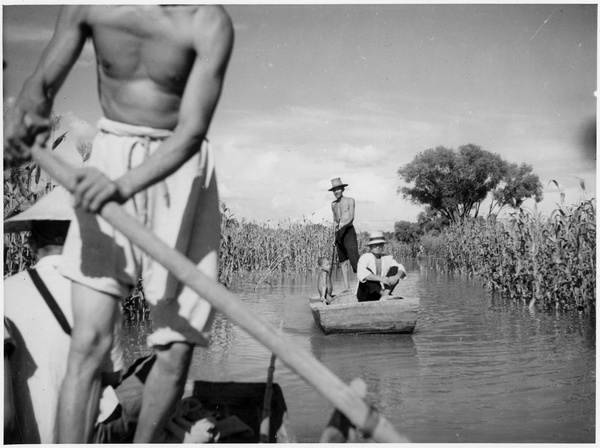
top-left (83, 5), bottom-right (228, 130)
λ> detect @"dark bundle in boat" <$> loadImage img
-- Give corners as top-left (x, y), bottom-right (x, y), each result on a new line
top-left (188, 380), bottom-right (291, 443)
top-left (93, 355), bottom-right (294, 443)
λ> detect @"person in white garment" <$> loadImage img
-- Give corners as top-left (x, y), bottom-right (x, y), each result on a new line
top-left (4, 187), bottom-right (124, 443)
top-left (356, 231), bottom-right (406, 302)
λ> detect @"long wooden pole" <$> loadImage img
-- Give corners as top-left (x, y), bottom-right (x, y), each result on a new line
top-left (31, 146), bottom-right (409, 443)
top-left (331, 222), bottom-right (337, 269)
top-left (259, 321), bottom-right (283, 442)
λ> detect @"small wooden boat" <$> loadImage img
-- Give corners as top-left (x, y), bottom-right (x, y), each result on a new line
top-left (94, 355), bottom-right (295, 443)
top-left (309, 292), bottom-right (420, 335)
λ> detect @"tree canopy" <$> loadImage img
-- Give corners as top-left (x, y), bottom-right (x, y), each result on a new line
top-left (394, 220), bottom-right (419, 244)
top-left (488, 162), bottom-right (544, 214)
top-left (397, 144), bottom-right (542, 223)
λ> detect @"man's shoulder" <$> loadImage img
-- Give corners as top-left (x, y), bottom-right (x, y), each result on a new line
top-left (57, 5), bottom-right (93, 25)
top-left (4, 258), bottom-right (63, 289)
top-left (193, 5), bottom-right (231, 21)
top-left (191, 5), bottom-right (233, 35)
top-left (384, 255), bottom-right (404, 267)
top-left (184, 5), bottom-right (233, 55)
top-left (4, 271), bottom-right (35, 311)
top-left (80, 6), bottom-right (232, 33)
top-left (4, 269), bottom-right (31, 286)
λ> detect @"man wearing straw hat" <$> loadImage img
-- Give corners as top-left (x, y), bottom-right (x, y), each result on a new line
top-left (4, 5), bottom-right (233, 443)
top-left (329, 177), bottom-right (360, 291)
top-left (356, 231), bottom-right (406, 302)
top-left (4, 187), bottom-right (124, 443)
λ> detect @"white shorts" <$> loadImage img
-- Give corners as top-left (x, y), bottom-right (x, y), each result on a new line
top-left (60, 118), bottom-right (221, 347)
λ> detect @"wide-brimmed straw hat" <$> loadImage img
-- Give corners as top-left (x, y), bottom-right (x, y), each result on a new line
top-left (328, 177), bottom-right (348, 191)
top-left (366, 231), bottom-right (387, 246)
top-left (4, 186), bottom-right (74, 233)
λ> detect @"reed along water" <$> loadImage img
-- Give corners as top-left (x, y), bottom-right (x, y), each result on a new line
top-left (122, 260), bottom-right (595, 443)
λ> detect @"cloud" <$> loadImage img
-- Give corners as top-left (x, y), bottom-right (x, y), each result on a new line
top-left (4, 20), bottom-right (95, 69)
top-left (211, 99), bottom-right (441, 228)
top-left (334, 144), bottom-right (386, 168)
top-left (351, 173), bottom-right (398, 205)
top-left (3, 23), bottom-right (54, 45)
top-left (232, 22), bottom-right (250, 33)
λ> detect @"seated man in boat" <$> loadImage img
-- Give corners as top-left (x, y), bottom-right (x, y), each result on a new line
top-left (356, 231), bottom-right (406, 302)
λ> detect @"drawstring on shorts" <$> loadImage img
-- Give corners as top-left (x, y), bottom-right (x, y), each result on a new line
top-left (125, 136), bottom-right (171, 226)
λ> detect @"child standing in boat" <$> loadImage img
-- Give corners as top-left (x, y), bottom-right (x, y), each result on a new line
top-left (316, 257), bottom-right (333, 304)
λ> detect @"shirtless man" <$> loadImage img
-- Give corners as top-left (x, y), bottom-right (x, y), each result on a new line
top-left (4, 5), bottom-right (233, 443)
top-left (329, 178), bottom-right (359, 291)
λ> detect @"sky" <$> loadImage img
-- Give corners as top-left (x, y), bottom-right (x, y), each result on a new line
top-left (3, 3), bottom-right (597, 233)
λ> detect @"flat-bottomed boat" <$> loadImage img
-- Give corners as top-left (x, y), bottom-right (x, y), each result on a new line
top-left (309, 293), bottom-right (420, 335)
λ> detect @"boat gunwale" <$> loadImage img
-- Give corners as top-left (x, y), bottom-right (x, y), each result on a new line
top-left (309, 296), bottom-right (420, 312)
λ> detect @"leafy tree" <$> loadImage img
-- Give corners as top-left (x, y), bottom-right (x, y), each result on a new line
top-left (488, 162), bottom-right (543, 215)
top-left (416, 206), bottom-right (449, 235)
top-left (397, 146), bottom-right (456, 221)
top-left (455, 144), bottom-right (506, 218)
top-left (398, 144), bottom-right (539, 222)
top-left (394, 220), bottom-right (420, 244)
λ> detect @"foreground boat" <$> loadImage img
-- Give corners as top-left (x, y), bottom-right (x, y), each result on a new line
top-left (94, 356), bottom-right (373, 443)
top-left (95, 354), bottom-right (295, 443)
top-left (309, 293), bottom-right (420, 335)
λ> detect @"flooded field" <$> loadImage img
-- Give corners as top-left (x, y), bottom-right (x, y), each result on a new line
top-left (123, 262), bottom-right (595, 443)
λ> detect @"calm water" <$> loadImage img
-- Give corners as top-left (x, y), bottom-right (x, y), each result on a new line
top-left (123, 261), bottom-right (596, 443)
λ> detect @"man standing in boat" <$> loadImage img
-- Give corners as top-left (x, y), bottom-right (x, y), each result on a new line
top-left (356, 231), bottom-right (406, 302)
top-left (4, 5), bottom-right (234, 443)
top-left (330, 177), bottom-right (360, 292)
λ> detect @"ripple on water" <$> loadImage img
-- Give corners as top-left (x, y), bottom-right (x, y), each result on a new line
top-left (122, 269), bottom-right (595, 443)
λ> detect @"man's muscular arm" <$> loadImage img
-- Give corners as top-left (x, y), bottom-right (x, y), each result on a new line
top-left (4, 6), bottom-right (89, 162)
top-left (75, 6), bottom-right (234, 212)
top-left (362, 273), bottom-right (391, 285)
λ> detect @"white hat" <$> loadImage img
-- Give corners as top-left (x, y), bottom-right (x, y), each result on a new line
top-left (366, 231), bottom-right (387, 246)
top-left (4, 186), bottom-right (74, 233)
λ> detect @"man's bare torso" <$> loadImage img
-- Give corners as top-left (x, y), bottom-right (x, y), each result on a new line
top-left (332, 196), bottom-right (354, 226)
top-left (83, 5), bottom-right (202, 129)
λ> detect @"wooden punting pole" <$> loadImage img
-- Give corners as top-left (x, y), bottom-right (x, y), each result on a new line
top-left (30, 143), bottom-right (409, 443)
